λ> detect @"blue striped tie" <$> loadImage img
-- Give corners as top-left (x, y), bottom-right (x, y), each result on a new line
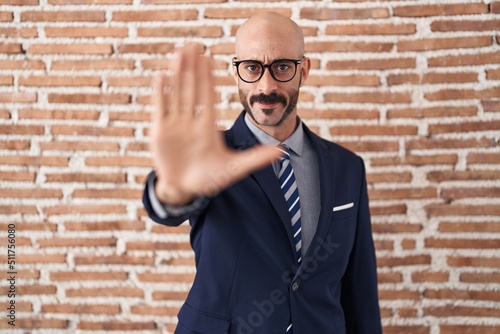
top-left (278, 146), bottom-right (302, 264)
top-left (277, 147), bottom-right (302, 334)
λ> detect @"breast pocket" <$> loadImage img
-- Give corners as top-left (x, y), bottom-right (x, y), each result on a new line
top-left (332, 202), bottom-right (354, 221)
top-left (177, 303), bottom-right (231, 334)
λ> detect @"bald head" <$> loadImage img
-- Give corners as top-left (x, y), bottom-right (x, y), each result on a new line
top-left (235, 12), bottom-right (304, 60)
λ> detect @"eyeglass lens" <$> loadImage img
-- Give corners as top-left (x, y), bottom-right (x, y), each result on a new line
top-left (238, 60), bottom-right (297, 83)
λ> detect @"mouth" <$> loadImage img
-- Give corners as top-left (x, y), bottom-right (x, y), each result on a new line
top-left (256, 101), bottom-right (281, 110)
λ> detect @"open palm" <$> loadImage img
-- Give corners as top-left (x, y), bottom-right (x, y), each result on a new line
top-left (149, 44), bottom-right (281, 205)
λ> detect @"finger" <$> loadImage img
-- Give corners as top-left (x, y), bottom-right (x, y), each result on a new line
top-left (169, 49), bottom-right (183, 118)
top-left (151, 71), bottom-right (168, 123)
top-left (196, 55), bottom-right (216, 124)
top-left (179, 45), bottom-right (197, 120)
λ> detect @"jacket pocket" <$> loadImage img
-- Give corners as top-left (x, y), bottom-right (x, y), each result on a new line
top-left (177, 303), bottom-right (231, 334)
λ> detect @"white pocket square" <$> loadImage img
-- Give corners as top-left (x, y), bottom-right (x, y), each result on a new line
top-left (333, 202), bottom-right (354, 212)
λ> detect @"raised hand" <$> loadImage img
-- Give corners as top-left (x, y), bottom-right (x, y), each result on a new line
top-left (149, 44), bottom-right (282, 205)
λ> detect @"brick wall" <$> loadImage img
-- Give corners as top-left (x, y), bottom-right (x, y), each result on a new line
top-left (0, 0), bottom-right (499, 333)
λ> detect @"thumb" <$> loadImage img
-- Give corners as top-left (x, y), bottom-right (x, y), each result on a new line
top-left (231, 145), bottom-right (283, 179)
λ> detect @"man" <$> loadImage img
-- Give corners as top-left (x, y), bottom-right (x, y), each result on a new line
top-left (143, 12), bottom-right (382, 334)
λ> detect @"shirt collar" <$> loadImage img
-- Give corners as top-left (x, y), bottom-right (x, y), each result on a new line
top-left (244, 112), bottom-right (304, 156)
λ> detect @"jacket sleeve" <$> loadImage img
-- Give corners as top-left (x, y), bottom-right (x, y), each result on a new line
top-left (340, 158), bottom-right (382, 334)
top-left (142, 170), bottom-right (210, 227)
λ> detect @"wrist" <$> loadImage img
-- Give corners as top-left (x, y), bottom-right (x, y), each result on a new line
top-left (154, 181), bottom-right (194, 206)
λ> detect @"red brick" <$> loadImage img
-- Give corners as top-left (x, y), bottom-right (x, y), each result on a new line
top-left (426, 238), bottom-right (500, 249)
top-left (441, 221), bottom-right (500, 233)
top-left (387, 107), bottom-right (477, 119)
top-left (19, 75), bottom-right (101, 87)
top-left (118, 43), bottom-right (175, 54)
top-left (394, 3), bottom-right (488, 17)
top-left (487, 68), bottom-right (500, 80)
top-left (66, 287), bottom-right (143, 298)
top-left (0, 27), bottom-right (38, 37)
top-left (427, 170), bottom-right (499, 182)
top-left (152, 290), bottom-right (189, 301)
top-left (21, 10), bottom-right (105, 22)
top-left (412, 271), bottom-right (449, 282)
top-left (75, 255), bottom-right (154, 265)
top-left (0, 11), bottom-right (13, 21)
top-left (0, 43), bottom-right (22, 53)
top-left (329, 124), bottom-right (417, 136)
top-left (138, 26), bottom-right (223, 37)
top-left (0, 156), bottom-right (68, 167)
top-left (113, 9), bottom-right (197, 21)
top-left (425, 87), bottom-right (500, 101)
top-left (337, 140), bottom-right (399, 153)
top-left (0, 318), bottom-right (68, 329)
top-left (130, 304), bottom-right (179, 316)
top-left (378, 255), bottom-right (431, 267)
top-left (137, 272), bottom-right (195, 283)
top-left (18, 108), bottom-right (100, 120)
top-left (306, 74), bottom-right (379, 87)
top-left (371, 154), bottom-right (458, 166)
top-left (0, 140), bottom-right (28, 150)
top-left (398, 36), bottom-right (491, 51)
top-left (73, 188), bottom-right (142, 199)
top-left (45, 26), bottom-right (128, 37)
top-left (440, 325), bottom-right (500, 334)
top-left (327, 57), bottom-right (415, 70)
top-left (378, 272), bottom-right (403, 283)
top-left (448, 256), bottom-right (500, 268)
top-left (107, 76), bottom-right (150, 87)
top-left (0, 171), bottom-right (35, 182)
top-left (50, 271), bottom-right (128, 281)
top-left (430, 120), bottom-right (500, 134)
top-left (326, 23), bottom-right (415, 35)
top-left (387, 72), bottom-right (478, 85)
top-left (42, 303), bottom-right (120, 314)
top-left (85, 156), bottom-right (153, 167)
top-left (301, 7), bottom-right (388, 20)
top-left (367, 172), bottom-right (412, 184)
top-left (51, 125), bottom-right (134, 137)
top-left (427, 204), bottom-right (500, 216)
top-left (44, 205), bottom-right (127, 215)
top-left (39, 237), bottom-right (117, 248)
top-left (432, 19), bottom-right (500, 32)
top-left (0, 92), bottom-right (37, 103)
top-left (0, 189), bottom-right (63, 199)
top-left (78, 321), bottom-right (156, 331)
top-left (383, 326), bottom-right (430, 334)
top-left (379, 289), bottom-right (420, 300)
top-left (372, 223), bottom-right (423, 233)
top-left (425, 289), bottom-right (500, 302)
top-left (426, 305), bottom-right (500, 317)
top-left (298, 108), bottom-right (380, 120)
top-left (467, 153), bottom-right (500, 164)
top-left (28, 43), bottom-right (112, 55)
top-left (441, 187), bottom-right (499, 199)
top-left (429, 52), bottom-right (500, 67)
top-left (306, 41), bottom-right (393, 53)
top-left (407, 138), bottom-right (492, 150)
top-left (461, 272), bottom-right (500, 284)
top-left (40, 141), bottom-right (120, 152)
top-left (48, 93), bottom-right (130, 104)
top-left (49, 0), bottom-right (131, 3)
top-left (0, 124), bottom-right (43, 135)
top-left (0, 59), bottom-right (45, 70)
top-left (482, 99), bottom-right (500, 112)
top-left (65, 220), bottom-right (145, 231)
top-left (51, 59), bottom-right (134, 70)
top-left (206, 7), bottom-right (290, 19)
top-left (126, 241), bottom-right (191, 251)
top-left (0, 253), bottom-right (65, 263)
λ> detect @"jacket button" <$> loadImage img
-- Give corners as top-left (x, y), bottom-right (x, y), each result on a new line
top-left (291, 282), bottom-right (300, 291)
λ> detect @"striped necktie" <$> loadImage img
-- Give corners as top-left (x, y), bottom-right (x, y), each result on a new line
top-left (277, 146), bottom-right (302, 264)
top-left (278, 147), bottom-right (302, 334)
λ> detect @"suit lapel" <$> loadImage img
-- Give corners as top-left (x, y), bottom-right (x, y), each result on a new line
top-left (229, 112), bottom-right (297, 250)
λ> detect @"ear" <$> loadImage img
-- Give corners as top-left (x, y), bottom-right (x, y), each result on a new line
top-left (299, 57), bottom-right (310, 87)
top-left (231, 59), bottom-right (240, 85)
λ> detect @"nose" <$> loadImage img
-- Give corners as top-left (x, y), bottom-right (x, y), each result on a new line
top-left (257, 67), bottom-right (278, 95)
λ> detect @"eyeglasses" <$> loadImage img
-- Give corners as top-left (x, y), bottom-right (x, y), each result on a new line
top-left (232, 57), bottom-right (305, 83)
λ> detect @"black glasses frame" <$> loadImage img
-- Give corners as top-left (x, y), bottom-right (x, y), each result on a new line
top-left (232, 57), bottom-right (305, 83)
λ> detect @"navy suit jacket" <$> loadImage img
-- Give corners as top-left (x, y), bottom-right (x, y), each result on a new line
top-left (143, 112), bottom-right (382, 334)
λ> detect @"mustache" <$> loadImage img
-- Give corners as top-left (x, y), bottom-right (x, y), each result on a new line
top-left (249, 93), bottom-right (287, 106)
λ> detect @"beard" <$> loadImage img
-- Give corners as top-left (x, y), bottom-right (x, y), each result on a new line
top-left (239, 88), bottom-right (300, 127)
